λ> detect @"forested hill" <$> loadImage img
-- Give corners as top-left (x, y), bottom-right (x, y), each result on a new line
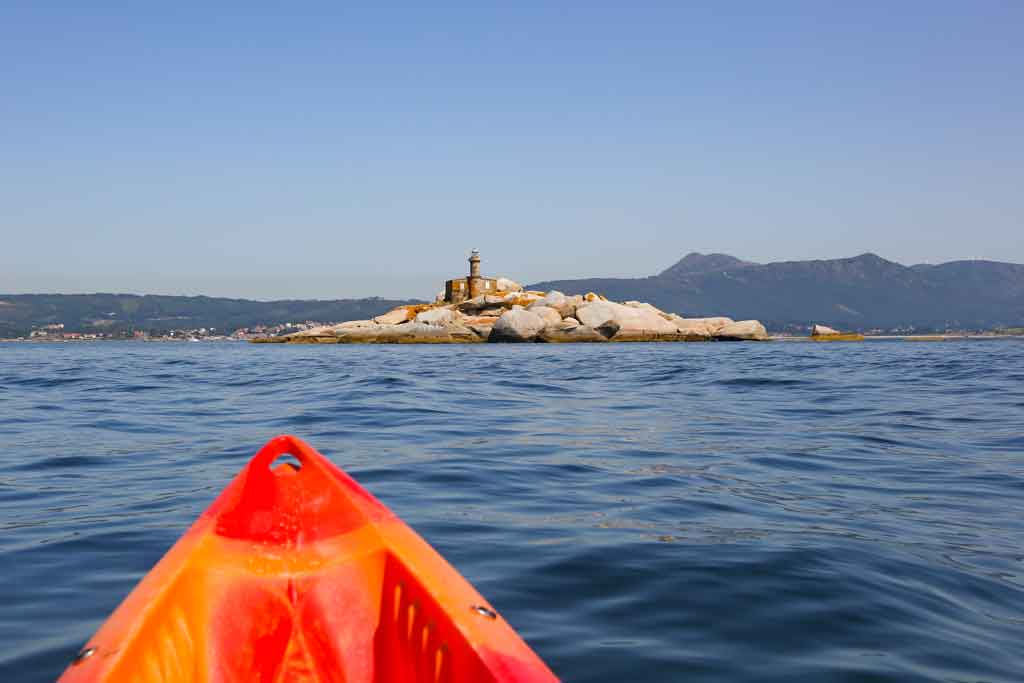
top-left (6, 252), bottom-right (1024, 337)
top-left (0, 294), bottom-right (420, 337)
top-left (528, 252), bottom-right (1024, 332)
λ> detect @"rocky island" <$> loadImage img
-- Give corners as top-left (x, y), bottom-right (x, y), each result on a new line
top-left (253, 251), bottom-right (768, 344)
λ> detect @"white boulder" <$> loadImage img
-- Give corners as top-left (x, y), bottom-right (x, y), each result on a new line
top-left (665, 315), bottom-right (713, 338)
top-left (458, 295), bottom-right (507, 313)
top-left (496, 277), bottom-right (523, 293)
top-left (527, 304), bottom-right (564, 328)
top-left (373, 307), bottom-right (413, 325)
top-left (716, 320), bottom-right (769, 341)
top-left (462, 315), bottom-right (499, 340)
top-left (539, 324), bottom-right (609, 343)
top-left (415, 307), bottom-right (461, 326)
top-left (535, 290), bottom-right (575, 317)
top-left (575, 301), bottom-right (678, 339)
top-left (667, 316), bottom-right (734, 336)
top-left (503, 291), bottom-right (543, 305)
top-left (490, 308), bottom-right (546, 342)
top-left (624, 301), bottom-right (674, 320)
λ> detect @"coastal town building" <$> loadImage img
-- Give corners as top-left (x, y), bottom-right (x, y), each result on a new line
top-left (444, 250), bottom-right (500, 303)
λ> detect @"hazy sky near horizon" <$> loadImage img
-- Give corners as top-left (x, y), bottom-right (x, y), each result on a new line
top-left (3, 2), bottom-right (1022, 299)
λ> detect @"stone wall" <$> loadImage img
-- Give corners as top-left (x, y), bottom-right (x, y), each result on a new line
top-left (445, 277), bottom-right (498, 303)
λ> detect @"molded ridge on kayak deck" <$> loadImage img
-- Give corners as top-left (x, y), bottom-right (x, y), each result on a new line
top-left (58, 434), bottom-right (558, 683)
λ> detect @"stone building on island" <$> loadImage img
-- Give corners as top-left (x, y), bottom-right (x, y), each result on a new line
top-left (443, 250), bottom-right (502, 303)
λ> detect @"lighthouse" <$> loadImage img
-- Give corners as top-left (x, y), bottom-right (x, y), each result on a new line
top-left (467, 249), bottom-right (483, 299)
top-left (442, 250), bottom-right (501, 304)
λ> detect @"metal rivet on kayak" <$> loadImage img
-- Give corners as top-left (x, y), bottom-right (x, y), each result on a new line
top-left (73, 647), bottom-right (97, 665)
top-left (472, 605), bottom-right (497, 619)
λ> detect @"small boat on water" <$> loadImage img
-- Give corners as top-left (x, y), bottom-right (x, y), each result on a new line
top-left (59, 435), bottom-right (558, 683)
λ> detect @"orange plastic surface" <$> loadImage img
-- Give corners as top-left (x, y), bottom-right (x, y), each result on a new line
top-left (58, 435), bottom-right (559, 683)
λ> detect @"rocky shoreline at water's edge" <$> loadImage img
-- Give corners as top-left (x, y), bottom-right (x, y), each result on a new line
top-left (252, 288), bottom-right (769, 344)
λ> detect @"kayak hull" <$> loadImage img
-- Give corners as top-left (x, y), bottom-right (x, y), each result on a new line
top-left (59, 435), bottom-right (558, 683)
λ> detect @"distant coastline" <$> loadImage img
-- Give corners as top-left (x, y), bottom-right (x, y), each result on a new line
top-left (6, 333), bottom-right (1023, 345)
top-left (2, 251), bottom-right (1022, 339)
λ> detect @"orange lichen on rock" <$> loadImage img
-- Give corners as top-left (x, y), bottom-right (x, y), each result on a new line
top-left (462, 315), bottom-right (500, 326)
top-left (503, 294), bottom-right (542, 308)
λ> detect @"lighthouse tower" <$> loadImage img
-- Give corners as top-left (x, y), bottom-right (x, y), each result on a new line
top-left (467, 249), bottom-right (483, 298)
top-left (442, 250), bottom-right (500, 303)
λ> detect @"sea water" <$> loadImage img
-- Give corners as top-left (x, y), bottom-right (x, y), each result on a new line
top-left (1, 340), bottom-right (1022, 682)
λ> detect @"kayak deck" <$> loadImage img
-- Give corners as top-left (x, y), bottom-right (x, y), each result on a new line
top-left (59, 435), bottom-right (557, 683)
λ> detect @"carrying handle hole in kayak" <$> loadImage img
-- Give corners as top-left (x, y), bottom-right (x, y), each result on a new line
top-left (72, 646), bottom-right (97, 665)
top-left (269, 453), bottom-right (303, 472)
top-left (471, 605), bottom-right (497, 619)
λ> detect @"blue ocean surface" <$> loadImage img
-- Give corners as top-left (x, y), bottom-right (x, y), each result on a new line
top-left (1, 340), bottom-right (1023, 682)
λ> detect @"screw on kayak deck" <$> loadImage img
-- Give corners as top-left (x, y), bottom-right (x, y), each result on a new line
top-left (72, 647), bottom-right (96, 665)
top-left (471, 605), bottom-right (497, 619)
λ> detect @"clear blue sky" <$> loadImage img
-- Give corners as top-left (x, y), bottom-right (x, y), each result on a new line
top-left (2, 1), bottom-right (1021, 299)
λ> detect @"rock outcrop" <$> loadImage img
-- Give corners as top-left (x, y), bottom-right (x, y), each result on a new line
top-left (490, 308), bottom-right (547, 342)
top-left (533, 291), bottom-right (578, 318)
top-left (461, 315), bottom-right (499, 339)
top-left (575, 301), bottom-right (679, 341)
top-left (373, 307), bottom-right (415, 325)
top-left (257, 289), bottom-right (769, 344)
top-left (415, 307), bottom-right (460, 326)
top-left (527, 305), bottom-right (564, 328)
top-left (716, 320), bottom-right (769, 341)
top-left (496, 277), bottom-right (524, 293)
top-left (538, 322), bottom-right (609, 342)
top-left (809, 323), bottom-right (865, 341)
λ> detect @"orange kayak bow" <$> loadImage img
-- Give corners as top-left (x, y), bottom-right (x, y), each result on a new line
top-left (59, 435), bottom-right (558, 683)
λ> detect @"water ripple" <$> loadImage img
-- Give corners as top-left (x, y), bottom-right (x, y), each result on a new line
top-left (1, 340), bottom-right (1023, 682)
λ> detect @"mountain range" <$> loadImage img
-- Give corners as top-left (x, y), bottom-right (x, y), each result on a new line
top-left (528, 252), bottom-right (1024, 332)
top-left (3, 252), bottom-right (1023, 337)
